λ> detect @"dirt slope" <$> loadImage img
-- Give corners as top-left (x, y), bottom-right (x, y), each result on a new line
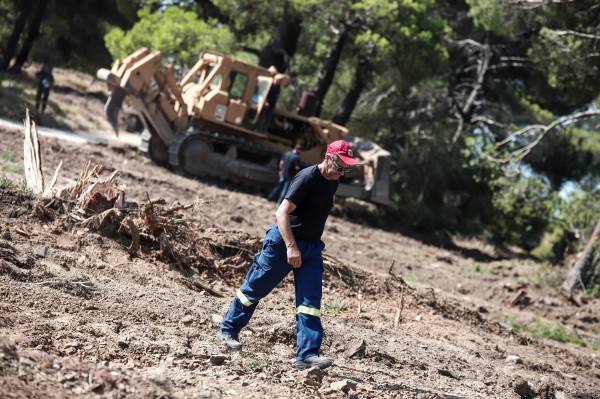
top-left (0, 88), bottom-right (599, 398)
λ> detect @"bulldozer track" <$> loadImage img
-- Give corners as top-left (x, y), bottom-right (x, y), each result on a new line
top-left (167, 126), bottom-right (283, 170)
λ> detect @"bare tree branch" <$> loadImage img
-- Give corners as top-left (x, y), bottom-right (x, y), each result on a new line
top-left (546, 29), bottom-right (600, 41)
top-left (510, 0), bottom-right (579, 9)
top-left (478, 109), bottom-right (600, 166)
top-left (452, 41), bottom-right (492, 145)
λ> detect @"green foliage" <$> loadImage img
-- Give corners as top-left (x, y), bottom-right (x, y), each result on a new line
top-left (0, 173), bottom-right (27, 190)
top-left (10, 0), bottom-right (135, 73)
top-left (527, 128), bottom-right (596, 190)
top-left (530, 26), bottom-right (600, 106)
top-left (530, 227), bottom-right (571, 264)
top-left (104, 7), bottom-right (237, 68)
top-left (0, 1), bottom-right (18, 46)
top-left (470, 263), bottom-right (495, 275)
top-left (239, 351), bottom-right (275, 372)
top-left (322, 297), bottom-right (344, 314)
top-left (507, 316), bottom-right (586, 346)
top-left (506, 315), bottom-right (527, 333)
top-left (558, 186), bottom-right (600, 253)
top-left (590, 284), bottom-right (600, 299)
top-left (212, 0), bottom-right (286, 37)
top-left (528, 263), bottom-right (562, 288)
top-left (466, 0), bottom-right (513, 36)
top-left (529, 319), bottom-right (586, 346)
top-left (0, 152), bottom-right (14, 161)
top-left (353, 0), bottom-right (449, 85)
top-left (490, 176), bottom-right (554, 247)
top-left (1, 165), bottom-right (22, 174)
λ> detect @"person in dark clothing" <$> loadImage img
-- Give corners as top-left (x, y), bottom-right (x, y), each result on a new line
top-left (216, 140), bottom-right (361, 371)
top-left (269, 144), bottom-right (302, 204)
top-left (254, 74), bottom-right (284, 132)
top-left (35, 64), bottom-right (54, 112)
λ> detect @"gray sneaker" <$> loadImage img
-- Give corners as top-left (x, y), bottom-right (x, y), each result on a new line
top-left (216, 330), bottom-right (242, 351)
top-left (295, 355), bottom-right (332, 370)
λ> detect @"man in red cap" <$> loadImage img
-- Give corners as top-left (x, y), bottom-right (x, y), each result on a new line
top-left (217, 140), bottom-right (361, 370)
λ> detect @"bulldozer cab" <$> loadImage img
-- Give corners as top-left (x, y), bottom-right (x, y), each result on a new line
top-left (180, 51), bottom-right (277, 129)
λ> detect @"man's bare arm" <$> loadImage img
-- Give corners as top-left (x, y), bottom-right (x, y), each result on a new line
top-left (275, 199), bottom-right (301, 268)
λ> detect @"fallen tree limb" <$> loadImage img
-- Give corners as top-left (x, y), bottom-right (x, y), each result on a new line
top-left (35, 280), bottom-right (97, 291)
top-left (158, 231), bottom-right (188, 276)
top-left (121, 216), bottom-right (140, 255)
top-left (80, 208), bottom-right (124, 230)
top-left (179, 278), bottom-right (225, 297)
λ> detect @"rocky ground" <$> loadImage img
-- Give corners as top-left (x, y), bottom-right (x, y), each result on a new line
top-left (0, 69), bottom-right (599, 398)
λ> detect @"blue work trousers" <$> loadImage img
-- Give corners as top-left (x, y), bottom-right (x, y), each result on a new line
top-left (220, 223), bottom-right (325, 361)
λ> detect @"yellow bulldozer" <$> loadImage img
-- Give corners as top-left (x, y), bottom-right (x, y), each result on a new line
top-left (97, 47), bottom-right (393, 206)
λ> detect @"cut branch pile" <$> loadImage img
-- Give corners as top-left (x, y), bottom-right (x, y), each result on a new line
top-left (42, 163), bottom-right (199, 273)
top-left (21, 110), bottom-right (205, 276)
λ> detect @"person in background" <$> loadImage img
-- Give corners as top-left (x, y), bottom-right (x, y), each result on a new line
top-left (35, 64), bottom-right (54, 113)
top-left (269, 144), bottom-right (303, 204)
top-left (254, 74), bottom-right (284, 133)
top-left (216, 140), bottom-right (361, 370)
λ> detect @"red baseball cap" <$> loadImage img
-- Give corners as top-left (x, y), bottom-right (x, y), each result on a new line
top-left (326, 140), bottom-right (361, 166)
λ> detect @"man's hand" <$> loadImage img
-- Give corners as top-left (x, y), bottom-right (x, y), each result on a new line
top-left (287, 244), bottom-right (302, 268)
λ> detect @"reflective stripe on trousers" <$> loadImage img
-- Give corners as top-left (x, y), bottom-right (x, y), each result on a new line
top-left (220, 223), bottom-right (325, 361)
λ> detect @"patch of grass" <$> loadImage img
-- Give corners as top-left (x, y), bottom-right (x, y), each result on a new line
top-left (506, 316), bottom-right (587, 347)
top-left (239, 351), bottom-right (275, 372)
top-left (529, 319), bottom-right (586, 347)
top-left (0, 173), bottom-right (27, 190)
top-left (589, 284), bottom-right (600, 299)
top-left (403, 273), bottom-right (418, 283)
top-left (512, 261), bottom-right (523, 270)
top-left (528, 263), bottom-right (562, 288)
top-left (506, 315), bottom-right (527, 333)
top-left (322, 297), bottom-right (344, 314)
top-left (0, 152), bottom-right (15, 161)
top-left (471, 263), bottom-right (495, 274)
top-left (1, 165), bottom-right (23, 174)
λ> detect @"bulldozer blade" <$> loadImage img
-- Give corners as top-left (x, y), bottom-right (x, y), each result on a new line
top-left (104, 87), bottom-right (127, 137)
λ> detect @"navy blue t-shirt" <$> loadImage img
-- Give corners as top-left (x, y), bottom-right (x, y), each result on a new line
top-left (284, 165), bottom-right (338, 242)
top-left (281, 151), bottom-right (301, 180)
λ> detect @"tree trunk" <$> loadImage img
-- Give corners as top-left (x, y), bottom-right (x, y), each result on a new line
top-left (258, 4), bottom-right (302, 73)
top-left (332, 56), bottom-right (368, 126)
top-left (0, 0), bottom-right (33, 71)
top-left (313, 26), bottom-right (349, 118)
top-left (562, 216), bottom-right (600, 292)
top-left (9, 0), bottom-right (49, 73)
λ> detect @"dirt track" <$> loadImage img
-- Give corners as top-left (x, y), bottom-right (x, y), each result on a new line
top-left (1, 123), bottom-right (599, 398)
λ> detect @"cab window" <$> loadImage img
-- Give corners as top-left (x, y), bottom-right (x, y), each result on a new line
top-left (251, 77), bottom-right (271, 105)
top-left (228, 71), bottom-right (248, 99)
